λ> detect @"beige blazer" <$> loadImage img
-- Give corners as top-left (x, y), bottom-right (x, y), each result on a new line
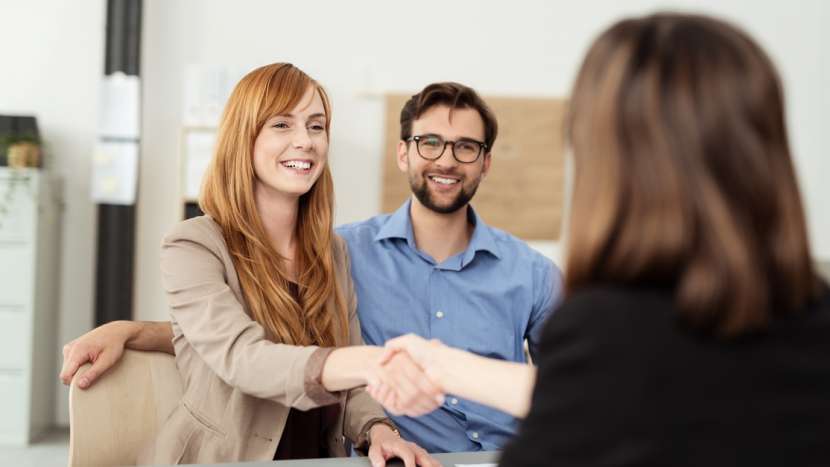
top-left (136, 216), bottom-right (389, 465)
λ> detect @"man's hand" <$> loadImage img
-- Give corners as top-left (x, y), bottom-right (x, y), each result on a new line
top-left (59, 320), bottom-right (139, 389)
top-left (366, 423), bottom-right (439, 467)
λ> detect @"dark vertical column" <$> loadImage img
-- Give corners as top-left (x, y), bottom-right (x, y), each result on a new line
top-left (95, 0), bottom-right (142, 325)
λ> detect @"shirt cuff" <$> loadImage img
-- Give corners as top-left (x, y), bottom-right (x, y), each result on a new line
top-left (304, 347), bottom-right (343, 405)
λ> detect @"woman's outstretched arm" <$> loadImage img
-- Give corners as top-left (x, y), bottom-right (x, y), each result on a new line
top-left (372, 334), bottom-right (537, 418)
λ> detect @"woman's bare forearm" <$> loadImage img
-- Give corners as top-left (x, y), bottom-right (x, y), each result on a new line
top-left (321, 346), bottom-right (382, 391)
top-left (438, 346), bottom-right (536, 418)
top-left (124, 320), bottom-right (175, 354)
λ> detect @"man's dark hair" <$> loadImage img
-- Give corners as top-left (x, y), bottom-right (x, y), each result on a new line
top-left (400, 82), bottom-right (498, 149)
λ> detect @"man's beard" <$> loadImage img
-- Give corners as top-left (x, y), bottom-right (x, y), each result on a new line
top-left (409, 171), bottom-right (481, 214)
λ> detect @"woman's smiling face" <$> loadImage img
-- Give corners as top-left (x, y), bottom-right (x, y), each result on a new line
top-left (252, 85), bottom-right (329, 200)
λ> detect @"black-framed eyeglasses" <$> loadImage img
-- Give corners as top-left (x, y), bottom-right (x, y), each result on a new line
top-left (406, 134), bottom-right (488, 164)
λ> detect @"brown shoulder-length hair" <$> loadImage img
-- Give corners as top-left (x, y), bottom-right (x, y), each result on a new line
top-left (200, 63), bottom-right (348, 347)
top-left (565, 13), bottom-right (821, 336)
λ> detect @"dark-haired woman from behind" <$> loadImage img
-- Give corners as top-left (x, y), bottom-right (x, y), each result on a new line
top-left (371, 12), bottom-right (830, 467)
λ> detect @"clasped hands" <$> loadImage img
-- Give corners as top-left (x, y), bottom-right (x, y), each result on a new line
top-left (366, 334), bottom-right (450, 417)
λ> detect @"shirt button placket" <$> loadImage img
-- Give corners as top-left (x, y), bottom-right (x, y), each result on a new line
top-left (430, 268), bottom-right (449, 341)
top-left (428, 268), bottom-right (439, 337)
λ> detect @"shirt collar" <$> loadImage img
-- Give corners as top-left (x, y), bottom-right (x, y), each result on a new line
top-left (464, 204), bottom-right (502, 261)
top-left (375, 198), bottom-right (503, 261)
top-left (374, 199), bottom-right (417, 248)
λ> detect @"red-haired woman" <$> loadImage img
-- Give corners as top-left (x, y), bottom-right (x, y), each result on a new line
top-left (129, 63), bottom-right (436, 466)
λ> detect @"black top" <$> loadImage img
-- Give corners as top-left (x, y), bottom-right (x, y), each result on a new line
top-left (272, 282), bottom-right (341, 460)
top-left (273, 405), bottom-right (341, 460)
top-left (500, 283), bottom-right (830, 467)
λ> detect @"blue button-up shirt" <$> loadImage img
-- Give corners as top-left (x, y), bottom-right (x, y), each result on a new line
top-left (336, 200), bottom-right (562, 453)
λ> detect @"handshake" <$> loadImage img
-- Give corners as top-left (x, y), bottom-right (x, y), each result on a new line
top-left (365, 334), bottom-right (454, 417)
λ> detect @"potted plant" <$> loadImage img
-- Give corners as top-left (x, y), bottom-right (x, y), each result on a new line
top-left (0, 115), bottom-right (41, 229)
top-left (0, 115), bottom-right (41, 168)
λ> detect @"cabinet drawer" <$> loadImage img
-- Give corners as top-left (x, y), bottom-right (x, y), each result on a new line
top-left (0, 306), bottom-right (28, 369)
top-left (0, 370), bottom-right (27, 443)
top-left (0, 246), bottom-right (33, 304)
top-left (0, 177), bottom-right (35, 244)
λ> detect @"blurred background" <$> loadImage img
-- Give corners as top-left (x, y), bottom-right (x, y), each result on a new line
top-left (0, 0), bottom-right (827, 462)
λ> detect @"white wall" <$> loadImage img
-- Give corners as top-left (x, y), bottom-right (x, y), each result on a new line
top-left (0, 0), bottom-right (105, 426)
top-left (0, 0), bottom-right (826, 427)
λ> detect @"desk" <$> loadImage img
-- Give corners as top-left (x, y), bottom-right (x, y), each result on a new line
top-left (181, 451), bottom-right (499, 466)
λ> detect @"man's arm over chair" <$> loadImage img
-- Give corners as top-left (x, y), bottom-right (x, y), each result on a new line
top-left (60, 320), bottom-right (174, 388)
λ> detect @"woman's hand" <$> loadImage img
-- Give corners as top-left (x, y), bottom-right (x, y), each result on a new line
top-left (366, 349), bottom-right (444, 417)
top-left (367, 334), bottom-right (448, 417)
top-left (381, 334), bottom-right (449, 385)
top-left (367, 423), bottom-right (440, 467)
top-left (378, 334), bottom-right (537, 419)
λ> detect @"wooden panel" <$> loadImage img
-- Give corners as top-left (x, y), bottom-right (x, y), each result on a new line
top-left (382, 94), bottom-right (567, 240)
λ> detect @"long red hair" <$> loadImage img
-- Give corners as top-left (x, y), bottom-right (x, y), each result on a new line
top-left (200, 63), bottom-right (348, 346)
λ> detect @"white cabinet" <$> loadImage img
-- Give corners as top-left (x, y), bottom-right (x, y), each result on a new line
top-left (0, 168), bottom-right (60, 445)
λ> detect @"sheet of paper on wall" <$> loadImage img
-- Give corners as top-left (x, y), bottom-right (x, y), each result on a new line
top-left (98, 72), bottom-right (140, 139)
top-left (184, 130), bottom-right (217, 200)
top-left (182, 65), bottom-right (246, 127)
top-left (90, 141), bottom-right (138, 205)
